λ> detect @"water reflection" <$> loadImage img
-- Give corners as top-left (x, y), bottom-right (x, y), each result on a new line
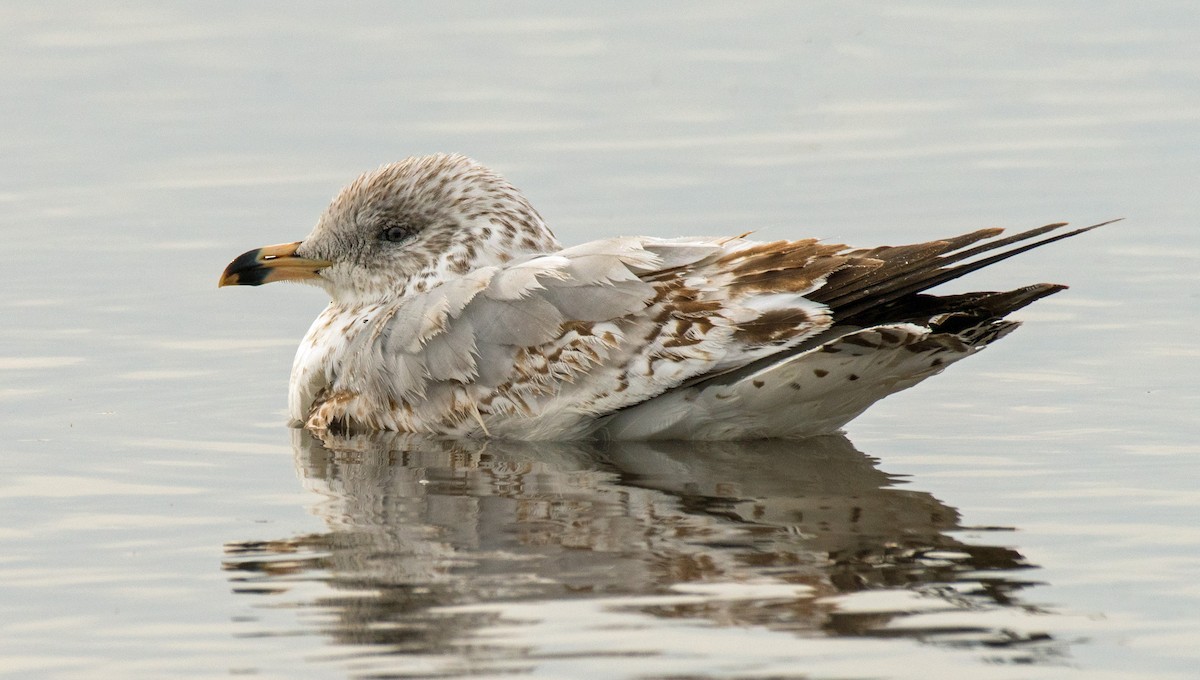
top-left (225, 431), bottom-right (1062, 672)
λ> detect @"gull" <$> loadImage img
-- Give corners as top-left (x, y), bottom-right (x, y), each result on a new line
top-left (220, 154), bottom-right (1109, 440)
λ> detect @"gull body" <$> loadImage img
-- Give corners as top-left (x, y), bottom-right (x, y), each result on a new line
top-left (221, 154), bottom-right (1106, 440)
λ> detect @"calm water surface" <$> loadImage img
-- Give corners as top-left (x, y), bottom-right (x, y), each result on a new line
top-left (1, 3), bottom-right (1197, 679)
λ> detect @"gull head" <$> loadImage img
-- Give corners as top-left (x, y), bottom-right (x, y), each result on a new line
top-left (220, 154), bottom-right (560, 303)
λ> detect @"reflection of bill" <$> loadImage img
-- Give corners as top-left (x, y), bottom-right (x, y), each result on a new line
top-left (224, 431), bottom-right (1058, 666)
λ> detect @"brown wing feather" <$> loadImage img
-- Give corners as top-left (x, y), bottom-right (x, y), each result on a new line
top-left (810, 220), bottom-right (1118, 319)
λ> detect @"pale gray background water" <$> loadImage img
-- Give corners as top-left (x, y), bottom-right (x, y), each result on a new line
top-left (2, 2), bottom-right (1197, 678)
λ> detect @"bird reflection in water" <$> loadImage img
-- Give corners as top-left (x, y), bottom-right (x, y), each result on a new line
top-left (224, 431), bottom-right (1062, 669)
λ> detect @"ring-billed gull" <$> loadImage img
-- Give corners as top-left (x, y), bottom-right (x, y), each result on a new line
top-left (220, 154), bottom-right (1109, 439)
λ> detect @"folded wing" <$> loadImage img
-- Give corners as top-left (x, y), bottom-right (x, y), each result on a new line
top-left (299, 221), bottom-right (1111, 439)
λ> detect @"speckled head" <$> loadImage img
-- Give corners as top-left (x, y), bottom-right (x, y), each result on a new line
top-left (300, 154), bottom-right (561, 301)
top-left (222, 154), bottom-right (562, 303)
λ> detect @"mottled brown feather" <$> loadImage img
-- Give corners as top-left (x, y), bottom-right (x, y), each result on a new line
top-left (718, 240), bottom-right (849, 294)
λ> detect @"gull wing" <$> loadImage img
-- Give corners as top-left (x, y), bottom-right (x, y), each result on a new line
top-left (296, 236), bottom-right (849, 436)
top-left (298, 222), bottom-right (1110, 439)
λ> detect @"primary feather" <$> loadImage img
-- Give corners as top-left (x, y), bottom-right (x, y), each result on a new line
top-left (221, 153), bottom-right (1109, 440)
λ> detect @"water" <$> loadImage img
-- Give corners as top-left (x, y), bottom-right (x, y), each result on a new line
top-left (2, 2), bottom-right (1197, 678)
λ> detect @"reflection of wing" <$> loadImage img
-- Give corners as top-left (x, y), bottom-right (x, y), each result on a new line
top-left (599, 438), bottom-right (1039, 609)
top-left (603, 437), bottom-right (959, 556)
top-left (224, 431), bottom-right (1057, 670)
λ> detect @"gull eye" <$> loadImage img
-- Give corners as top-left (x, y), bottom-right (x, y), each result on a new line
top-left (381, 224), bottom-right (413, 243)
